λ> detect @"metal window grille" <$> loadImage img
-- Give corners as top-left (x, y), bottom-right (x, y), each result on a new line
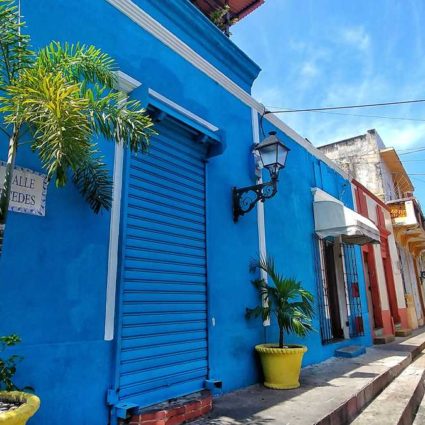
top-left (313, 235), bottom-right (338, 344)
top-left (342, 244), bottom-right (364, 338)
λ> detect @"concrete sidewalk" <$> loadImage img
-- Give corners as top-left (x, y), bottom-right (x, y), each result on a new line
top-left (193, 330), bottom-right (425, 425)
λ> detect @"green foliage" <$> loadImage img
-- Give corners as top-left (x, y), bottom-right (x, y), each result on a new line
top-left (246, 257), bottom-right (314, 348)
top-left (73, 153), bottom-right (113, 213)
top-left (0, 334), bottom-right (30, 392)
top-left (0, 0), bottom-right (32, 85)
top-left (209, 5), bottom-right (238, 34)
top-left (0, 1), bottom-right (157, 216)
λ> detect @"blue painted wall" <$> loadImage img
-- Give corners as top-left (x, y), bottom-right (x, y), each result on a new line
top-left (0, 1), bottom-right (371, 424)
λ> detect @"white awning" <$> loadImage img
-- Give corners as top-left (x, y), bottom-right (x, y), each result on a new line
top-left (312, 188), bottom-right (380, 245)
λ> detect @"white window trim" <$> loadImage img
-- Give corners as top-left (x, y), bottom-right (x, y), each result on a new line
top-left (104, 71), bottom-right (141, 341)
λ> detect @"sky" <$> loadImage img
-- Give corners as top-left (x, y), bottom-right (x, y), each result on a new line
top-left (231, 0), bottom-right (425, 205)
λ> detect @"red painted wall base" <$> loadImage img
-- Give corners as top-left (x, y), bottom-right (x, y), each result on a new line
top-left (381, 309), bottom-right (395, 336)
top-left (129, 391), bottom-right (212, 425)
top-left (398, 308), bottom-right (410, 331)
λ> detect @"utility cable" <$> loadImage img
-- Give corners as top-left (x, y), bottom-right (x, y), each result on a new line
top-left (263, 98), bottom-right (425, 115)
top-left (265, 108), bottom-right (425, 123)
top-left (399, 148), bottom-right (425, 155)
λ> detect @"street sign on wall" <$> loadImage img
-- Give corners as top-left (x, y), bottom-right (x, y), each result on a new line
top-left (0, 161), bottom-right (48, 216)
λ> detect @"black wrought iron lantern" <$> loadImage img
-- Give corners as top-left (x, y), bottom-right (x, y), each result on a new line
top-left (232, 131), bottom-right (290, 222)
top-left (257, 131), bottom-right (290, 179)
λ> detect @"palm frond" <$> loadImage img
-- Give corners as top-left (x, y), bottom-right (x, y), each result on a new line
top-left (0, 17), bottom-right (156, 222)
top-left (86, 89), bottom-right (157, 153)
top-left (247, 256), bottom-right (315, 345)
top-left (4, 66), bottom-right (92, 186)
top-left (251, 256), bottom-right (282, 287)
top-left (0, 0), bottom-right (33, 83)
top-left (36, 42), bottom-right (116, 88)
top-left (73, 152), bottom-right (113, 213)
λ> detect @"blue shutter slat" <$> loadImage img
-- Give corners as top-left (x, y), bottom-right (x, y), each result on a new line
top-left (116, 119), bottom-right (208, 408)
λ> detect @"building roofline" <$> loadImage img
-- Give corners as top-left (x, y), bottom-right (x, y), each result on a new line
top-left (106, 0), bottom-right (350, 181)
top-left (379, 147), bottom-right (414, 194)
top-left (317, 129), bottom-right (378, 150)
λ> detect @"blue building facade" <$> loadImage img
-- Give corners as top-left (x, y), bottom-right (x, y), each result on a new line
top-left (0, 1), bottom-right (372, 424)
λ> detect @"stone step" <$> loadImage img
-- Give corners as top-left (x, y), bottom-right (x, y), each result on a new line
top-left (373, 335), bottom-right (395, 345)
top-left (335, 345), bottom-right (366, 358)
top-left (193, 331), bottom-right (425, 425)
top-left (374, 327), bottom-right (384, 337)
top-left (396, 328), bottom-right (413, 337)
top-left (413, 390), bottom-right (425, 424)
top-left (350, 353), bottom-right (425, 425)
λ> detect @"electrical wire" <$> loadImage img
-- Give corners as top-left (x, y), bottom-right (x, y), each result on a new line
top-left (399, 159), bottom-right (425, 162)
top-left (395, 146), bottom-right (425, 151)
top-left (399, 148), bottom-right (425, 155)
top-left (411, 176), bottom-right (425, 185)
top-left (263, 98), bottom-right (425, 115)
top-left (265, 108), bottom-right (425, 123)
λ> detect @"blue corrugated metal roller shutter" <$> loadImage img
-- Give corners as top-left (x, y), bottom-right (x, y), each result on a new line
top-left (117, 119), bottom-right (208, 407)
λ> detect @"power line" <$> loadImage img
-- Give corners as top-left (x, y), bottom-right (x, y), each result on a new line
top-left (263, 98), bottom-right (425, 114)
top-left (265, 108), bottom-right (425, 123)
top-left (411, 176), bottom-right (425, 185)
top-left (399, 148), bottom-right (425, 155)
top-left (396, 146), bottom-right (425, 151)
top-left (399, 159), bottom-right (425, 162)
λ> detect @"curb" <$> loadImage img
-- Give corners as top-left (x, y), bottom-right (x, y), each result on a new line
top-left (315, 337), bottom-right (425, 425)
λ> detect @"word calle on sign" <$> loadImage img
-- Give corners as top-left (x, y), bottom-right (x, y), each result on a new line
top-left (0, 162), bottom-right (48, 216)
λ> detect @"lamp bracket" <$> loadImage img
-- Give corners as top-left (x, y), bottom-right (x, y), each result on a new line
top-left (232, 178), bottom-right (278, 222)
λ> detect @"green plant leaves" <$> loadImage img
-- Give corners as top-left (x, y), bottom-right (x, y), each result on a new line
top-left (247, 257), bottom-right (315, 346)
top-left (0, 334), bottom-right (30, 392)
top-left (0, 2), bottom-right (156, 214)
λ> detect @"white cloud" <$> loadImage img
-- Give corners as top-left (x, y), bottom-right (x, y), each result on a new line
top-left (378, 123), bottom-right (425, 150)
top-left (300, 61), bottom-right (319, 78)
top-left (340, 26), bottom-right (370, 51)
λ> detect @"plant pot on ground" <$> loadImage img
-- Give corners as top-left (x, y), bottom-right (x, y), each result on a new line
top-left (246, 257), bottom-right (314, 389)
top-left (0, 391), bottom-right (39, 425)
top-left (0, 336), bottom-right (39, 425)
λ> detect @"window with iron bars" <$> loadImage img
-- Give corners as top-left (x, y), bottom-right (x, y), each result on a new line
top-left (313, 236), bottom-right (364, 344)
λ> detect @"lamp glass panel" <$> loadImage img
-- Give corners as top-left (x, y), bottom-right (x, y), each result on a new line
top-left (259, 143), bottom-right (278, 168)
top-left (277, 144), bottom-right (289, 167)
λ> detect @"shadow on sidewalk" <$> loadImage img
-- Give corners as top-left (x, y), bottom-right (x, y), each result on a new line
top-left (195, 330), bottom-right (425, 424)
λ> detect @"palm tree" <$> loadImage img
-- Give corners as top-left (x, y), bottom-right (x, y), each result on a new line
top-left (0, 0), bottom-right (156, 256)
top-left (246, 257), bottom-right (314, 348)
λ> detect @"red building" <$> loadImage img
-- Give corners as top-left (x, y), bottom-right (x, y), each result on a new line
top-left (353, 180), bottom-right (411, 342)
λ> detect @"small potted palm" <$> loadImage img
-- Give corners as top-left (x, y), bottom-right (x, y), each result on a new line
top-left (246, 257), bottom-right (314, 389)
top-left (0, 335), bottom-right (39, 425)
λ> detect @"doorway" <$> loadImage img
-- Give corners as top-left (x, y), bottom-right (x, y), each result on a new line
top-left (323, 240), bottom-right (344, 340)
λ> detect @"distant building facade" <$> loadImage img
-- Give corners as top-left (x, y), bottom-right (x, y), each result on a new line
top-left (352, 179), bottom-right (410, 341)
top-left (319, 130), bottom-right (425, 331)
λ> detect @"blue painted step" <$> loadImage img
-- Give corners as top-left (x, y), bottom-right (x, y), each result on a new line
top-left (335, 345), bottom-right (366, 358)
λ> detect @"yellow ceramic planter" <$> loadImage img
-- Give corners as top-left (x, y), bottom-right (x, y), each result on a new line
top-left (255, 344), bottom-right (307, 389)
top-left (0, 392), bottom-right (40, 425)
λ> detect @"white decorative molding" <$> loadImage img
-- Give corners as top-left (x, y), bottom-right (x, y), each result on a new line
top-left (104, 142), bottom-right (124, 341)
top-left (252, 109), bottom-right (270, 327)
top-left (104, 85), bottom-right (138, 341)
top-left (149, 89), bottom-right (219, 133)
top-left (106, 0), bottom-right (350, 180)
top-left (115, 70), bottom-right (141, 93)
